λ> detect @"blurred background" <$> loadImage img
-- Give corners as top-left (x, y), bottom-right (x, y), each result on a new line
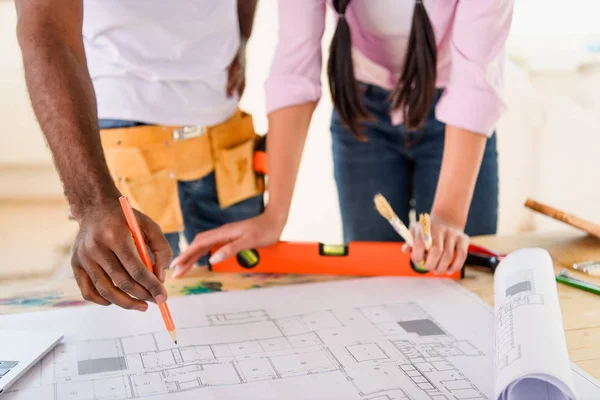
top-left (1, 0), bottom-right (600, 283)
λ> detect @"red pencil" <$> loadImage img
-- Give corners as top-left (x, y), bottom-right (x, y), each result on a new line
top-left (119, 196), bottom-right (177, 344)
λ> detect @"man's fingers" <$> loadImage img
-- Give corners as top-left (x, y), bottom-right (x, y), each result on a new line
top-left (226, 59), bottom-right (241, 96)
top-left (140, 215), bottom-right (173, 283)
top-left (72, 256), bottom-right (110, 306)
top-left (95, 249), bottom-right (154, 303)
top-left (176, 224), bottom-right (240, 268)
top-left (227, 72), bottom-right (243, 97)
top-left (111, 226), bottom-right (168, 304)
top-left (114, 244), bottom-right (168, 304)
top-left (423, 228), bottom-right (445, 273)
top-left (237, 80), bottom-right (246, 98)
top-left (435, 232), bottom-right (456, 275)
top-left (448, 235), bottom-right (469, 275)
top-left (84, 261), bottom-right (149, 311)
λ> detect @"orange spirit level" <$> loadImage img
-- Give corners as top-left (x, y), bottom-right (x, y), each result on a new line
top-left (208, 241), bottom-right (465, 279)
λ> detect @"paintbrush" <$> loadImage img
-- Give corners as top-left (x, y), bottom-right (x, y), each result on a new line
top-left (525, 198), bottom-right (600, 239)
top-left (374, 193), bottom-right (414, 247)
top-left (419, 213), bottom-right (432, 251)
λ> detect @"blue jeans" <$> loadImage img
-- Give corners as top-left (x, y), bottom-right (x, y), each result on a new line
top-left (331, 84), bottom-right (498, 243)
top-left (99, 119), bottom-right (264, 263)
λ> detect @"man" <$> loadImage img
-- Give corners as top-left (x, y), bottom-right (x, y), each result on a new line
top-left (15, 0), bottom-right (263, 311)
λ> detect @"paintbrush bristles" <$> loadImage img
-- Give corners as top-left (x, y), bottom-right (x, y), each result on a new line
top-left (419, 213), bottom-right (432, 250)
top-left (374, 193), bottom-right (397, 221)
top-left (373, 193), bottom-right (414, 246)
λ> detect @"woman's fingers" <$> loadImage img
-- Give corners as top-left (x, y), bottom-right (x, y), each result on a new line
top-left (435, 230), bottom-right (456, 275)
top-left (448, 235), bottom-right (469, 275)
top-left (173, 223), bottom-right (241, 269)
top-left (411, 229), bottom-right (426, 267)
top-left (170, 261), bottom-right (195, 279)
top-left (422, 227), bottom-right (444, 272)
top-left (209, 237), bottom-right (252, 265)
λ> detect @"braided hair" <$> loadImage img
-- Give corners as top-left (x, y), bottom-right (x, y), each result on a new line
top-left (327, 0), bottom-right (437, 139)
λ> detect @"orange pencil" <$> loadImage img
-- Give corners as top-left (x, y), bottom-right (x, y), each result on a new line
top-left (119, 196), bottom-right (177, 344)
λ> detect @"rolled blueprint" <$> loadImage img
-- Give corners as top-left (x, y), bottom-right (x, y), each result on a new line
top-left (494, 248), bottom-right (576, 400)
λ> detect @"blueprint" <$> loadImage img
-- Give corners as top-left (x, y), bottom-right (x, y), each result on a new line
top-left (1, 256), bottom-right (599, 399)
top-left (493, 248), bottom-right (580, 400)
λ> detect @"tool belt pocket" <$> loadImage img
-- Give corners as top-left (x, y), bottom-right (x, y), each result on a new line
top-left (103, 146), bottom-right (183, 234)
top-left (213, 137), bottom-right (262, 208)
top-left (211, 112), bottom-right (264, 209)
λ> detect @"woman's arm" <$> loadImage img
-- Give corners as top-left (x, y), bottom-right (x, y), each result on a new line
top-left (264, 102), bottom-right (317, 223)
top-left (409, 0), bottom-right (514, 274)
top-left (171, 1), bottom-right (326, 275)
top-left (431, 125), bottom-right (487, 229)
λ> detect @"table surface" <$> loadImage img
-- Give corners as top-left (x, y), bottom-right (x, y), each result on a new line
top-left (1, 231), bottom-right (600, 379)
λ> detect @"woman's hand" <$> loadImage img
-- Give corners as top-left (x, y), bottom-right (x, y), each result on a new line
top-left (400, 125), bottom-right (485, 275)
top-left (403, 215), bottom-right (469, 275)
top-left (169, 209), bottom-right (287, 278)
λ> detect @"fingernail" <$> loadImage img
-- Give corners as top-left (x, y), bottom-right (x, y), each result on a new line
top-left (169, 258), bottom-right (180, 269)
top-left (137, 305), bottom-right (148, 312)
top-left (209, 252), bottom-right (224, 265)
top-left (171, 268), bottom-right (182, 279)
top-left (155, 294), bottom-right (167, 304)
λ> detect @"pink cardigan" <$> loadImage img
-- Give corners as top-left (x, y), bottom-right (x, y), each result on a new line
top-left (264, 0), bottom-right (515, 137)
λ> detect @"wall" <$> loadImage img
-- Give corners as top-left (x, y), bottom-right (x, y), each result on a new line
top-left (1, 1), bottom-right (599, 242)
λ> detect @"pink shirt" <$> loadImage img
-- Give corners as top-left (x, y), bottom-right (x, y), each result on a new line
top-left (265, 0), bottom-right (515, 137)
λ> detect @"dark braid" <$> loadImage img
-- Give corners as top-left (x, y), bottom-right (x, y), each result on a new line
top-left (327, 0), bottom-right (370, 140)
top-left (390, 0), bottom-right (437, 131)
top-left (327, 0), bottom-right (437, 137)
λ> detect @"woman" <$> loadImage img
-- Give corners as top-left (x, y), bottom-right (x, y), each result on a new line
top-left (171, 0), bottom-right (514, 278)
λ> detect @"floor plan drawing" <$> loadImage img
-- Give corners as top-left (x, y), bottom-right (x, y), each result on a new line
top-left (3, 302), bottom-right (488, 400)
top-left (3, 275), bottom-right (600, 399)
top-left (495, 270), bottom-right (544, 373)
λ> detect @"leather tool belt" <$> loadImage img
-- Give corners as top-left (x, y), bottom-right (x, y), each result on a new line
top-left (99, 109), bottom-right (265, 234)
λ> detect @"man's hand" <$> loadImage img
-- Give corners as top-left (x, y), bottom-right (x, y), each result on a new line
top-left (227, 40), bottom-right (247, 98)
top-left (71, 199), bottom-right (173, 311)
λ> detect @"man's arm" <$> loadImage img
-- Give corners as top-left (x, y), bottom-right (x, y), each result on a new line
top-left (227, 0), bottom-right (258, 97)
top-left (16, 0), bottom-right (118, 219)
top-left (15, 0), bottom-right (171, 310)
top-left (237, 0), bottom-right (258, 41)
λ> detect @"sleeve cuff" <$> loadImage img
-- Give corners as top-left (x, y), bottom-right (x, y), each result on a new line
top-left (435, 86), bottom-right (506, 137)
top-left (265, 75), bottom-right (322, 114)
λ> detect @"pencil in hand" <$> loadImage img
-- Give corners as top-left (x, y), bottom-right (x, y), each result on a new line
top-left (374, 193), bottom-right (413, 247)
top-left (119, 196), bottom-right (178, 344)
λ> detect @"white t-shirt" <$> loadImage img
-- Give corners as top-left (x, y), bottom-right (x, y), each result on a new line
top-left (82, 0), bottom-right (240, 126)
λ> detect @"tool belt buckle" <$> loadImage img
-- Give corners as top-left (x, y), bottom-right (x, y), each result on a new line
top-left (172, 125), bottom-right (207, 141)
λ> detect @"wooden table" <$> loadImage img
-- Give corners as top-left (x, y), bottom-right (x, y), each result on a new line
top-left (1, 231), bottom-right (600, 379)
